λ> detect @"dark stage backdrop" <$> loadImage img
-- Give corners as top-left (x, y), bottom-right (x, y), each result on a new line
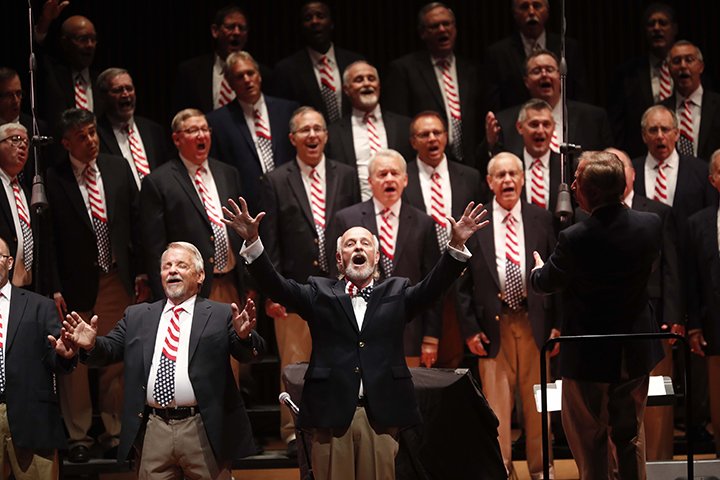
top-left (3, 0), bottom-right (718, 128)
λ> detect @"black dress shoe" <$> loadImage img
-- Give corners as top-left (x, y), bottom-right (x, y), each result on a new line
top-left (286, 439), bottom-right (298, 459)
top-left (68, 444), bottom-right (90, 463)
top-left (103, 445), bottom-right (119, 460)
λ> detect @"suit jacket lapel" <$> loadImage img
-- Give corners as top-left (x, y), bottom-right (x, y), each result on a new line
top-left (699, 94), bottom-right (718, 158)
top-left (394, 202), bottom-right (414, 269)
top-left (6, 286), bottom-right (27, 353)
top-left (170, 160), bottom-right (210, 224)
top-left (188, 298), bottom-right (212, 363)
top-left (338, 117), bottom-right (356, 166)
top-left (324, 161), bottom-right (341, 221)
top-left (266, 97), bottom-right (287, 162)
top-left (97, 155), bottom-right (117, 228)
top-left (404, 162), bottom-right (426, 211)
top-left (300, 52), bottom-right (325, 111)
top-left (229, 103), bottom-right (260, 163)
top-left (287, 162), bottom-right (315, 228)
top-left (419, 54), bottom-right (445, 111)
top-left (97, 117), bottom-right (122, 156)
top-left (142, 301), bottom-right (165, 382)
top-left (478, 204), bottom-right (501, 291)
top-left (331, 281), bottom-right (360, 334)
top-left (447, 161), bottom-right (464, 218)
top-left (521, 203), bottom-right (539, 283)
top-left (59, 159), bottom-right (94, 232)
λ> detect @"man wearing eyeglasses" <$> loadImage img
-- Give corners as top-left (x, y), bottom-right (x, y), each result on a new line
top-left (660, 41), bottom-right (720, 162)
top-left (207, 51), bottom-right (297, 215)
top-left (483, 50), bottom-right (613, 174)
top-left (95, 68), bottom-right (169, 189)
top-left (140, 109), bottom-right (245, 308)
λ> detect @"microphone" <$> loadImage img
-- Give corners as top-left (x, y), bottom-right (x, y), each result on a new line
top-left (279, 392), bottom-right (300, 416)
top-left (30, 174), bottom-right (48, 213)
top-left (31, 135), bottom-right (53, 147)
top-left (554, 183), bottom-right (574, 222)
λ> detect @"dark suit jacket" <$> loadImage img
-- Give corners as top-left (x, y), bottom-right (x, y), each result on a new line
top-left (46, 154), bottom-right (141, 311)
top-left (259, 158), bottom-right (360, 282)
top-left (325, 109), bottom-right (414, 168)
top-left (172, 53), bottom-right (273, 114)
top-left (661, 90), bottom-right (720, 162)
top-left (328, 200), bottom-right (440, 355)
top-left (85, 298), bottom-right (266, 464)
top-left (207, 96), bottom-right (298, 214)
top-left (97, 115), bottom-right (170, 175)
top-left (37, 54), bottom-right (99, 130)
top-left (687, 205), bottom-right (720, 355)
top-left (140, 158), bottom-right (245, 299)
top-left (457, 201), bottom-right (556, 357)
top-left (531, 204), bottom-right (664, 382)
top-left (246, 248), bottom-right (466, 429)
top-left (489, 101), bottom-right (614, 168)
top-left (4, 286), bottom-right (72, 450)
top-left (383, 51), bottom-right (484, 169)
top-left (484, 32), bottom-right (587, 112)
top-left (269, 47), bottom-right (363, 122)
top-left (576, 195), bottom-right (683, 328)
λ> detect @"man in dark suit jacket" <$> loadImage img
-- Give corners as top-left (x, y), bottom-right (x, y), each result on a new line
top-left (96, 68), bottom-right (169, 189)
top-left (0, 236), bottom-right (73, 479)
top-left (326, 60), bottom-right (413, 200)
top-left (328, 150), bottom-right (441, 367)
top-left (687, 149), bottom-right (720, 456)
top-left (224, 191), bottom-right (486, 480)
top-left (403, 111), bottom-right (482, 368)
top-left (207, 51), bottom-right (297, 215)
top-left (484, 0), bottom-right (587, 112)
top-left (258, 106), bottom-right (360, 454)
top-left (532, 151), bottom-right (664, 480)
top-left (457, 152), bottom-right (557, 478)
top-left (172, 5), bottom-right (271, 113)
top-left (607, 3), bottom-right (678, 158)
top-left (484, 50), bottom-right (612, 174)
top-left (269, 1), bottom-right (363, 124)
top-left (58, 241), bottom-right (265, 478)
top-left (46, 108), bottom-right (144, 462)
top-left (383, 3), bottom-right (483, 169)
top-left (141, 109), bottom-right (245, 304)
top-left (661, 41), bottom-right (720, 162)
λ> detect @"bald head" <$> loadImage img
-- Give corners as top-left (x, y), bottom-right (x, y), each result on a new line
top-left (60, 16), bottom-right (97, 70)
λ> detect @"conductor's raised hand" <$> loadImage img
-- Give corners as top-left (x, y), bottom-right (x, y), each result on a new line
top-left (222, 197), bottom-right (265, 244)
top-left (232, 299), bottom-right (257, 340)
top-left (62, 311), bottom-right (98, 351)
top-left (448, 201), bottom-right (489, 249)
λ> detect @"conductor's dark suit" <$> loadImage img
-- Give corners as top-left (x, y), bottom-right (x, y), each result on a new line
top-left (84, 298), bottom-right (266, 464)
top-left (139, 158), bottom-right (245, 299)
top-left (245, 247), bottom-right (466, 429)
top-left (207, 96), bottom-right (298, 214)
top-left (328, 200), bottom-right (440, 356)
top-left (97, 115), bottom-right (170, 174)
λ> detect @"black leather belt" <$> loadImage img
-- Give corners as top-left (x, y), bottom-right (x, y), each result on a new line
top-left (149, 406), bottom-right (199, 421)
top-left (0, 393), bottom-right (5, 404)
top-left (357, 397), bottom-right (366, 407)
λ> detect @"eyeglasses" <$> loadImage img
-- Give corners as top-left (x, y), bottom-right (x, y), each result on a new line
top-left (414, 130), bottom-right (446, 140)
top-left (644, 125), bottom-right (676, 136)
top-left (0, 135), bottom-right (29, 147)
top-left (669, 54), bottom-right (700, 66)
top-left (67, 34), bottom-right (98, 44)
top-left (179, 126), bottom-right (212, 136)
top-left (292, 126), bottom-right (327, 136)
top-left (527, 65), bottom-right (558, 77)
top-left (108, 85), bottom-right (135, 94)
top-left (0, 90), bottom-right (23, 100)
top-left (221, 22), bottom-right (248, 33)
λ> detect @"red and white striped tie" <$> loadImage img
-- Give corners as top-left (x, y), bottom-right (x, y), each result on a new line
top-left (549, 128), bottom-right (560, 153)
top-left (658, 61), bottom-right (673, 101)
top-left (379, 208), bottom-right (395, 278)
top-left (364, 112), bottom-right (381, 154)
top-left (126, 125), bottom-right (151, 180)
top-left (217, 77), bottom-right (235, 108)
top-left (194, 167), bottom-right (229, 271)
top-left (84, 164), bottom-right (111, 272)
top-left (437, 58), bottom-right (463, 160)
top-left (504, 214), bottom-right (524, 310)
top-left (319, 56), bottom-right (340, 122)
top-left (530, 158), bottom-right (547, 209)
top-left (74, 74), bottom-right (90, 111)
top-left (653, 160), bottom-right (670, 205)
top-left (153, 306), bottom-right (184, 407)
top-left (430, 172), bottom-right (449, 253)
top-left (254, 109), bottom-right (275, 172)
top-left (11, 179), bottom-right (33, 270)
top-left (677, 100), bottom-right (695, 157)
top-left (310, 169), bottom-right (329, 272)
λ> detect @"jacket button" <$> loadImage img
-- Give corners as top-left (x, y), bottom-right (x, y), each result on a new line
top-left (210, 235), bottom-right (215, 242)
top-left (137, 412), bottom-right (144, 418)
top-left (359, 341), bottom-right (365, 348)
top-left (495, 315), bottom-right (500, 321)
top-left (497, 293), bottom-right (502, 299)
top-left (314, 238), bottom-right (319, 244)
top-left (312, 260), bottom-right (319, 267)
top-left (354, 367), bottom-right (360, 374)
top-left (209, 257), bottom-right (214, 264)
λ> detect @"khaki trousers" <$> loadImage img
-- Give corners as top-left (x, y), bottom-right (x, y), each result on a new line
top-left (59, 271), bottom-right (131, 447)
top-left (275, 313), bottom-right (312, 443)
top-left (0, 405), bottom-right (57, 480)
top-left (477, 309), bottom-right (552, 479)
top-left (310, 406), bottom-right (399, 480)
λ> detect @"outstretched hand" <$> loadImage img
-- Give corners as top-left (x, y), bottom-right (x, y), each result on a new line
top-left (61, 311), bottom-right (99, 351)
top-left (232, 299), bottom-right (257, 340)
top-left (448, 201), bottom-right (489, 249)
top-left (222, 197), bottom-right (265, 244)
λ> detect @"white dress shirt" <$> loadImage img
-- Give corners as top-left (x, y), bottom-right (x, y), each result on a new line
top-left (372, 198), bottom-right (401, 253)
top-left (70, 156), bottom-right (107, 226)
top-left (674, 85), bottom-right (703, 157)
top-left (492, 198), bottom-right (527, 296)
top-left (416, 156), bottom-right (453, 236)
top-left (431, 53), bottom-right (462, 147)
top-left (111, 118), bottom-right (145, 189)
top-left (238, 95), bottom-right (274, 173)
top-left (0, 281), bottom-right (11, 381)
top-left (307, 45), bottom-right (342, 111)
top-left (212, 54), bottom-right (235, 110)
top-left (351, 106), bottom-right (387, 201)
top-left (643, 150), bottom-right (680, 207)
top-left (521, 30), bottom-right (547, 57)
top-left (73, 68), bottom-right (94, 112)
top-left (0, 170), bottom-right (29, 268)
top-left (523, 148), bottom-right (551, 208)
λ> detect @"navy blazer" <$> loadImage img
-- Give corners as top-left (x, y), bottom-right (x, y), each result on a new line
top-left (531, 204), bottom-right (664, 382)
top-left (86, 298), bottom-right (265, 464)
top-left (207, 95), bottom-right (298, 214)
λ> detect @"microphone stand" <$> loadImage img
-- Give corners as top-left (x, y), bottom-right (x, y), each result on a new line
top-left (279, 393), bottom-right (314, 480)
top-left (27, 0), bottom-right (51, 295)
top-left (554, 0), bottom-right (577, 225)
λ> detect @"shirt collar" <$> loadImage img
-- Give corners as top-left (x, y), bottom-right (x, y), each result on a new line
top-left (352, 105), bottom-right (382, 121)
top-left (431, 52), bottom-right (456, 67)
top-left (238, 94), bottom-right (266, 117)
top-left (373, 197), bottom-right (401, 218)
top-left (492, 197), bottom-right (522, 223)
top-left (70, 156), bottom-right (97, 178)
top-left (164, 295), bottom-right (197, 314)
top-left (296, 156), bottom-right (327, 179)
top-left (623, 190), bottom-right (635, 208)
top-left (179, 155), bottom-right (209, 174)
top-left (0, 280), bottom-right (11, 300)
top-left (647, 148), bottom-right (679, 167)
top-left (678, 84), bottom-right (704, 107)
top-left (520, 30), bottom-right (546, 53)
top-left (523, 148), bottom-right (551, 168)
top-left (416, 156), bottom-right (449, 178)
top-left (307, 44), bottom-right (336, 65)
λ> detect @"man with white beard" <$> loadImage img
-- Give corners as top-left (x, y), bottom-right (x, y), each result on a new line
top-left (223, 193), bottom-right (487, 480)
top-left (326, 61), bottom-right (413, 200)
